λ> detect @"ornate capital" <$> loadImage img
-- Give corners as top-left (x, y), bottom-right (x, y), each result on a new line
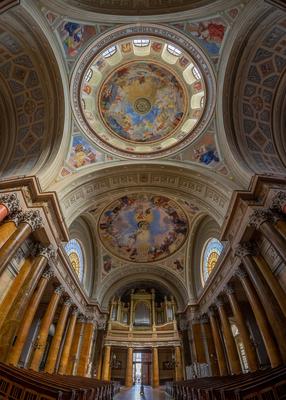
top-left (71, 306), bottom-right (78, 315)
top-left (7, 210), bottom-right (24, 227)
top-left (54, 285), bottom-right (65, 296)
top-left (249, 209), bottom-right (274, 229)
top-left (208, 307), bottom-right (216, 317)
top-left (0, 193), bottom-right (20, 214)
top-left (63, 296), bottom-right (72, 306)
top-left (20, 210), bottom-right (43, 231)
top-left (235, 242), bottom-right (258, 258)
top-left (235, 266), bottom-right (247, 279)
top-left (271, 191), bottom-right (286, 213)
top-left (42, 267), bottom-right (54, 280)
top-left (78, 313), bottom-right (87, 323)
top-left (215, 297), bottom-right (224, 308)
top-left (38, 244), bottom-right (56, 261)
top-left (224, 284), bottom-right (235, 295)
top-left (199, 313), bottom-right (209, 324)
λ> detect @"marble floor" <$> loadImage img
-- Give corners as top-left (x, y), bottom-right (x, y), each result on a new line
top-left (114, 385), bottom-right (172, 399)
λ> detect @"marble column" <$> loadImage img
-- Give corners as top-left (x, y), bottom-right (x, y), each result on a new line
top-left (254, 253), bottom-right (286, 319)
top-left (152, 347), bottom-right (159, 387)
top-left (101, 345), bottom-right (111, 381)
top-left (175, 346), bottom-right (183, 381)
top-left (125, 347), bottom-right (133, 387)
top-left (216, 298), bottom-right (241, 374)
top-left (58, 307), bottom-right (78, 375)
top-left (208, 308), bottom-right (228, 376)
top-left (8, 268), bottom-right (54, 366)
top-left (249, 209), bottom-right (286, 262)
top-left (45, 297), bottom-right (72, 374)
top-left (236, 243), bottom-right (286, 361)
top-left (191, 318), bottom-right (207, 364)
top-left (0, 193), bottom-right (19, 223)
top-left (0, 212), bottom-right (22, 248)
top-left (66, 315), bottom-right (85, 375)
top-left (200, 315), bottom-right (220, 376)
top-left (0, 210), bottom-right (43, 275)
top-left (236, 267), bottom-right (282, 367)
top-left (77, 318), bottom-right (95, 377)
top-left (30, 284), bottom-right (64, 371)
top-left (224, 284), bottom-right (258, 372)
top-left (0, 245), bottom-right (55, 333)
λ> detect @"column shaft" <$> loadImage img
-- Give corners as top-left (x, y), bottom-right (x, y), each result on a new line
top-left (192, 322), bottom-right (207, 363)
top-left (45, 302), bottom-right (71, 374)
top-left (242, 255), bottom-right (286, 361)
top-left (101, 345), bottom-right (111, 381)
top-left (260, 221), bottom-right (286, 262)
top-left (30, 288), bottom-right (62, 371)
top-left (238, 272), bottom-right (282, 367)
top-left (125, 347), bottom-right (133, 387)
top-left (0, 221), bottom-right (17, 248)
top-left (226, 290), bottom-right (258, 372)
top-left (8, 274), bottom-right (49, 366)
top-left (77, 322), bottom-right (95, 377)
top-left (175, 346), bottom-right (183, 381)
top-left (58, 311), bottom-right (78, 375)
top-left (66, 320), bottom-right (84, 375)
top-left (209, 312), bottom-right (228, 376)
top-left (0, 254), bottom-right (47, 332)
top-left (152, 347), bottom-right (159, 387)
top-left (217, 303), bottom-right (241, 374)
top-left (254, 254), bottom-right (286, 319)
top-left (0, 205), bottom-right (8, 223)
top-left (201, 320), bottom-right (220, 376)
top-left (0, 223), bottom-right (31, 275)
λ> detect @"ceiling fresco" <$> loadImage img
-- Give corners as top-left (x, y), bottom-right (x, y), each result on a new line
top-left (98, 194), bottom-right (189, 263)
top-left (99, 62), bottom-right (186, 144)
top-left (74, 34), bottom-right (209, 159)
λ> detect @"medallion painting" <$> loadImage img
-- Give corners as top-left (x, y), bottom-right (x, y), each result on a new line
top-left (99, 194), bottom-right (188, 263)
top-left (99, 62), bottom-right (185, 143)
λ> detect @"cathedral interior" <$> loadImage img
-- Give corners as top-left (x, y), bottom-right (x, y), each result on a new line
top-left (0, 0), bottom-right (286, 399)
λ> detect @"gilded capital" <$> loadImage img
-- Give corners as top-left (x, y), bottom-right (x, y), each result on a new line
top-left (7, 210), bottom-right (24, 227)
top-left (0, 193), bottom-right (20, 213)
top-left (235, 266), bottom-right (247, 279)
top-left (38, 244), bottom-right (56, 261)
top-left (248, 209), bottom-right (274, 229)
top-left (54, 285), bottom-right (65, 296)
top-left (224, 284), bottom-right (235, 295)
top-left (20, 210), bottom-right (43, 231)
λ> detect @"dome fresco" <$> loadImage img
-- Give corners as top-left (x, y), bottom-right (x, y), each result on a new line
top-left (71, 30), bottom-right (215, 159)
top-left (99, 62), bottom-right (186, 144)
top-left (98, 194), bottom-right (188, 263)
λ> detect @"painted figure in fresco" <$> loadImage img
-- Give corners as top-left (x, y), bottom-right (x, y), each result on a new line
top-left (99, 195), bottom-right (188, 263)
top-left (68, 136), bottom-right (104, 168)
top-left (100, 63), bottom-right (185, 143)
top-left (61, 22), bottom-right (83, 57)
top-left (188, 20), bottom-right (226, 55)
top-left (194, 145), bottom-right (219, 166)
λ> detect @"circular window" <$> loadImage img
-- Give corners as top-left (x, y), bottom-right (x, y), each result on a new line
top-left (201, 238), bottom-right (223, 284)
top-left (71, 25), bottom-right (215, 159)
top-left (65, 239), bottom-right (84, 281)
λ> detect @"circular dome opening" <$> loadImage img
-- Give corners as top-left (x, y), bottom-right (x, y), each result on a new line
top-left (71, 25), bottom-right (216, 159)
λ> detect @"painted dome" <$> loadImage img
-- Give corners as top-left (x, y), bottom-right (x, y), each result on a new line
top-left (71, 26), bottom-right (216, 159)
top-left (99, 62), bottom-right (186, 144)
top-left (98, 194), bottom-right (188, 263)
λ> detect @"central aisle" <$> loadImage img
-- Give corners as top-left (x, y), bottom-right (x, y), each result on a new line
top-left (114, 384), bottom-right (171, 399)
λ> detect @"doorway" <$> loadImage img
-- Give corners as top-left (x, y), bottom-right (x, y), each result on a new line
top-left (133, 350), bottom-right (151, 385)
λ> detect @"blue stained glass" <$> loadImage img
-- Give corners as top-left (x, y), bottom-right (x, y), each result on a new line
top-left (65, 239), bottom-right (84, 281)
top-left (202, 238), bottom-right (223, 284)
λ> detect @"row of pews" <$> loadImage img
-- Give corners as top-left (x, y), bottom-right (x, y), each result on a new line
top-left (166, 364), bottom-right (286, 400)
top-left (0, 362), bottom-right (120, 399)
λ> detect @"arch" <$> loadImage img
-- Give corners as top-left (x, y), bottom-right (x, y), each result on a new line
top-left (97, 266), bottom-right (189, 312)
top-left (221, 4), bottom-right (286, 176)
top-left (200, 237), bottom-right (224, 285)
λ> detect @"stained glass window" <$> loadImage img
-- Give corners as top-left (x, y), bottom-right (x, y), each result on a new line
top-left (65, 239), bottom-right (84, 281)
top-left (201, 238), bottom-right (223, 284)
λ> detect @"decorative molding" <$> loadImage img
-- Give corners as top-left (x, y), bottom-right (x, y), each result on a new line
top-left (248, 209), bottom-right (274, 229)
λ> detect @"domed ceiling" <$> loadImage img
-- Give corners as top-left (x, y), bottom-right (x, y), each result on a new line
top-left (71, 30), bottom-right (215, 159)
top-left (98, 193), bottom-right (188, 263)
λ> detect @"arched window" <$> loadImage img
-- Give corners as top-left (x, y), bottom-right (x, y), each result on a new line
top-left (167, 44), bottom-right (182, 56)
top-left (102, 45), bottom-right (117, 58)
top-left (65, 239), bottom-right (84, 282)
top-left (201, 238), bottom-right (223, 284)
top-left (133, 39), bottom-right (150, 47)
